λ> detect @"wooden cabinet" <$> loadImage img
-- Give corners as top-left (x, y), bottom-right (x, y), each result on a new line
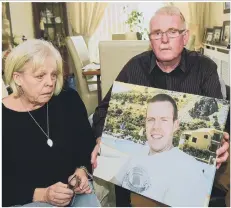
top-left (203, 44), bottom-right (230, 86)
top-left (32, 3), bottom-right (70, 77)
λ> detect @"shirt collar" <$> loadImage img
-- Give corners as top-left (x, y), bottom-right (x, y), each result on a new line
top-left (149, 48), bottom-right (187, 74)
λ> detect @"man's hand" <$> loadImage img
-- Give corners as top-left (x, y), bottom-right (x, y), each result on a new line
top-left (216, 132), bottom-right (230, 169)
top-left (44, 182), bottom-right (74, 206)
top-left (91, 137), bottom-right (101, 169)
top-left (68, 168), bottom-right (91, 194)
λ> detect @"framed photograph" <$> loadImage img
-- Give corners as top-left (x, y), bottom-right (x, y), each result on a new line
top-left (94, 81), bottom-right (230, 207)
top-left (221, 21), bottom-right (230, 46)
top-left (224, 2), bottom-right (230, 14)
top-left (203, 28), bottom-right (213, 44)
top-left (212, 26), bottom-right (222, 45)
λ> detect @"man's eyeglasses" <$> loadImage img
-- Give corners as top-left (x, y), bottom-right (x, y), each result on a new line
top-left (149, 28), bottom-right (185, 40)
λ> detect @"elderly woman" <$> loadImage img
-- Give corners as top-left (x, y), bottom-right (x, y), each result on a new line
top-left (2, 39), bottom-right (100, 207)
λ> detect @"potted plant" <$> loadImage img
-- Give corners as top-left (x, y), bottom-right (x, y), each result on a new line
top-left (123, 6), bottom-right (148, 40)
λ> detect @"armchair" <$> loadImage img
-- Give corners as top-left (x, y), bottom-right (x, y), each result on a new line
top-left (65, 36), bottom-right (98, 116)
top-left (99, 40), bottom-right (150, 99)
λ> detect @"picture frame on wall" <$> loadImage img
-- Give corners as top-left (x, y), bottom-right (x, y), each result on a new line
top-left (224, 2), bottom-right (230, 14)
top-left (212, 26), bottom-right (222, 45)
top-left (221, 21), bottom-right (230, 47)
top-left (203, 28), bottom-right (214, 44)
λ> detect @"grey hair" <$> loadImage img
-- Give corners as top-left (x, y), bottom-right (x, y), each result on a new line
top-left (150, 6), bottom-right (186, 30)
top-left (4, 39), bottom-right (63, 96)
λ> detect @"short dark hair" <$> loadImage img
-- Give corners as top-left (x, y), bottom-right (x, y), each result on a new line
top-left (147, 94), bottom-right (178, 121)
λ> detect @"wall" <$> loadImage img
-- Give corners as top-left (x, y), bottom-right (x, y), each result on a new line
top-left (8, 2), bottom-right (229, 40)
top-left (173, 2), bottom-right (230, 28)
top-left (9, 2), bottom-right (35, 40)
top-left (173, 2), bottom-right (190, 26)
top-left (209, 2), bottom-right (230, 27)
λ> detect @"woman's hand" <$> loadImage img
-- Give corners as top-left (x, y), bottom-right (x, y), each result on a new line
top-left (33, 182), bottom-right (74, 206)
top-left (91, 137), bottom-right (101, 169)
top-left (45, 182), bottom-right (74, 206)
top-left (68, 168), bottom-right (92, 194)
top-left (216, 132), bottom-right (230, 169)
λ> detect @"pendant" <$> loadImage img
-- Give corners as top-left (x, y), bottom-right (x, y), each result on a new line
top-left (47, 139), bottom-right (53, 147)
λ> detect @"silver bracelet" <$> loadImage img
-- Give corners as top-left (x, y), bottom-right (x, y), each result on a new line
top-left (78, 166), bottom-right (93, 180)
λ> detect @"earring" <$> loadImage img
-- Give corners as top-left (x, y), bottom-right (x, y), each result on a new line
top-left (17, 85), bottom-right (24, 96)
top-left (15, 82), bottom-right (21, 87)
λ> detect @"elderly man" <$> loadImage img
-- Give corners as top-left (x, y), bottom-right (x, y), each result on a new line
top-left (106, 93), bottom-right (212, 207)
top-left (92, 6), bottom-right (230, 206)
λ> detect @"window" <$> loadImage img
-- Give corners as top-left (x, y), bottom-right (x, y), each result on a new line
top-left (185, 134), bottom-right (190, 140)
top-left (204, 135), bottom-right (208, 139)
top-left (209, 143), bottom-right (218, 152)
top-left (192, 137), bottom-right (197, 143)
top-left (213, 133), bottom-right (222, 142)
top-left (89, 2), bottom-right (165, 62)
top-left (89, 3), bottom-right (138, 62)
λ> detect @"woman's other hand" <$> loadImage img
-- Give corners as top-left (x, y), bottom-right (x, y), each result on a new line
top-left (68, 168), bottom-right (92, 194)
top-left (33, 182), bottom-right (74, 206)
top-left (45, 182), bottom-right (74, 206)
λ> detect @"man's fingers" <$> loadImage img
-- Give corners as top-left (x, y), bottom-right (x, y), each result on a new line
top-left (216, 141), bottom-right (229, 156)
top-left (215, 132), bottom-right (230, 170)
top-left (216, 151), bottom-right (229, 164)
top-left (216, 162), bottom-right (221, 169)
top-left (223, 132), bottom-right (230, 141)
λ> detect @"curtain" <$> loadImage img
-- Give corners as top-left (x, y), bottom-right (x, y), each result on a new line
top-left (66, 2), bottom-right (108, 44)
top-left (88, 3), bottom-right (139, 62)
top-left (2, 3), bottom-right (11, 49)
top-left (188, 2), bottom-right (211, 50)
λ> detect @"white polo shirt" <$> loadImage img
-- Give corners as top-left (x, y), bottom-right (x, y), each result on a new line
top-left (112, 147), bottom-right (215, 207)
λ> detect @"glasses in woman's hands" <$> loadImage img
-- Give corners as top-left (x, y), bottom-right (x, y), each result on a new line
top-left (67, 175), bottom-right (81, 190)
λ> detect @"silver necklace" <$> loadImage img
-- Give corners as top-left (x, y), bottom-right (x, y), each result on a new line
top-left (24, 102), bottom-right (53, 147)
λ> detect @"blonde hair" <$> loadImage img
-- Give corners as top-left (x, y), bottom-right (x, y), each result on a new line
top-left (150, 6), bottom-right (186, 30)
top-left (4, 39), bottom-right (63, 96)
